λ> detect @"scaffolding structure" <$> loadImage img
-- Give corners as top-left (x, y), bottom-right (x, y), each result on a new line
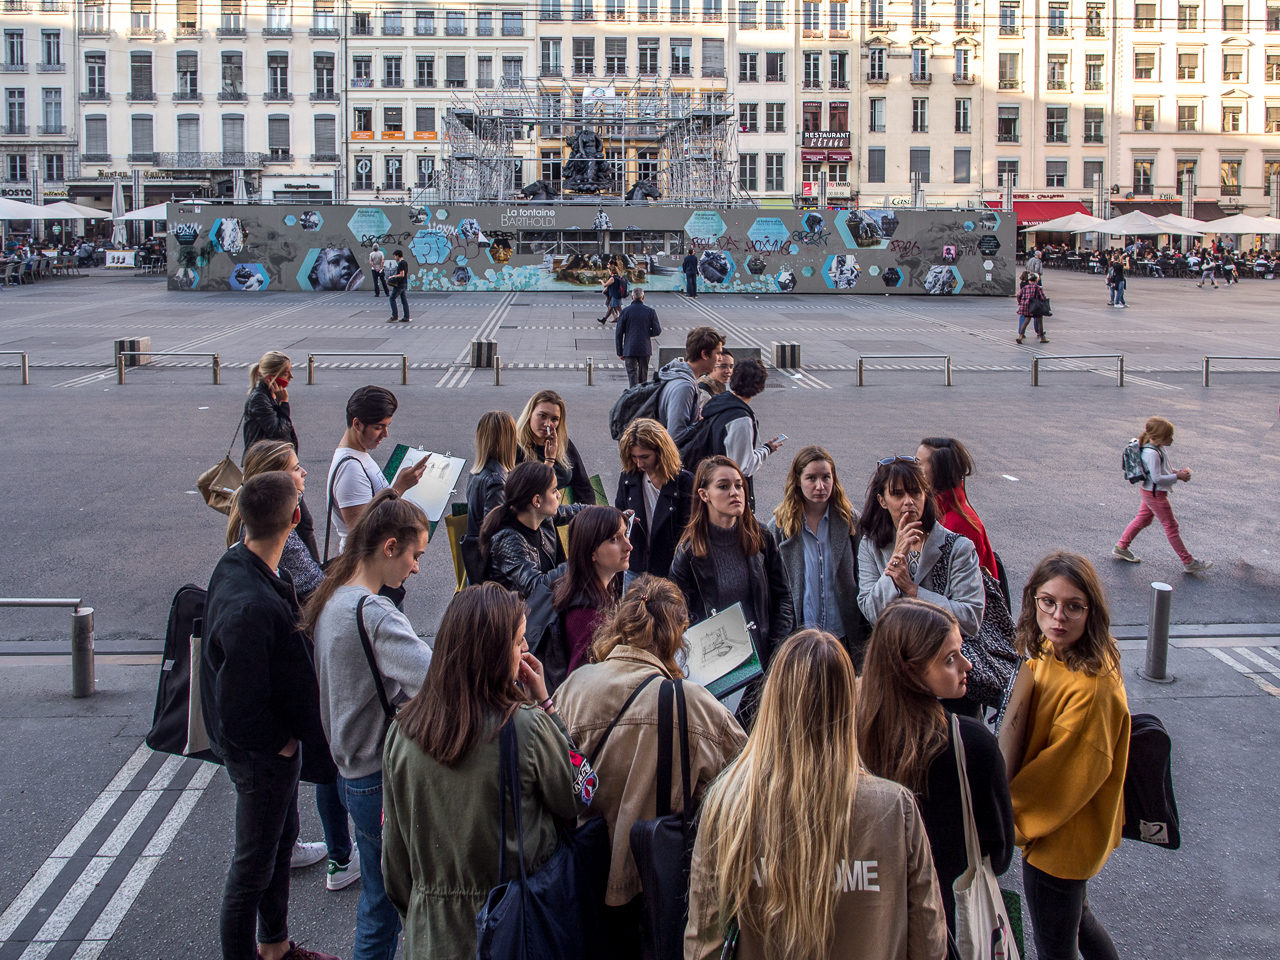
top-left (430, 77), bottom-right (750, 206)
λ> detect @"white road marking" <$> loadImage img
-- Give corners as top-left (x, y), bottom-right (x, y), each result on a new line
top-left (1232, 647), bottom-right (1280, 685)
top-left (1206, 648), bottom-right (1280, 698)
top-left (1002, 475), bottom-right (1020, 481)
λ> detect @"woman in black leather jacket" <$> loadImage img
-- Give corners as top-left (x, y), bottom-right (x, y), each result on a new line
top-left (614, 417), bottom-right (692, 582)
top-left (479, 461), bottom-right (584, 690)
top-left (465, 411), bottom-right (517, 538)
top-left (670, 456), bottom-right (794, 675)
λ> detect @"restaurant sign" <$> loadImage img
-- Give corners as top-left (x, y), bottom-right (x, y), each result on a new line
top-left (803, 132), bottom-right (852, 149)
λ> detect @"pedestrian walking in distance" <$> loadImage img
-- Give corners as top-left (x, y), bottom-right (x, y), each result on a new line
top-left (614, 289), bottom-right (662, 387)
top-left (682, 247), bottom-right (699, 297)
top-left (385, 249), bottom-right (410, 323)
top-left (368, 245), bottom-right (388, 298)
top-left (1113, 417), bottom-right (1212, 573)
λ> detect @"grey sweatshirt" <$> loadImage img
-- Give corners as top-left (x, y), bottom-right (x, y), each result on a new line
top-left (314, 585), bottom-right (433, 779)
top-left (656, 359), bottom-right (700, 445)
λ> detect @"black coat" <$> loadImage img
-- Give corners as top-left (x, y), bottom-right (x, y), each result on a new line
top-left (242, 381), bottom-right (299, 458)
top-left (614, 301), bottom-right (662, 358)
top-left (199, 543), bottom-right (336, 784)
top-left (465, 459), bottom-right (507, 539)
top-left (669, 526), bottom-right (794, 668)
top-left (614, 469), bottom-right (693, 579)
top-left (516, 437), bottom-right (596, 506)
top-left (682, 254), bottom-right (698, 276)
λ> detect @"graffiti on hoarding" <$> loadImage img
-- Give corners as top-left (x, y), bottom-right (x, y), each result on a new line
top-left (357, 231), bottom-right (414, 249)
top-left (888, 239), bottom-right (923, 258)
top-left (791, 228), bottom-right (831, 247)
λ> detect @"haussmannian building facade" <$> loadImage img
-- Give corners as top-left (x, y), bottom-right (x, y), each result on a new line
top-left (1, 0), bottom-right (1278, 217)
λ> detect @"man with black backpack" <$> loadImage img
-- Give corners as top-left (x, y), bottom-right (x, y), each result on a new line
top-left (615, 289), bottom-right (662, 387)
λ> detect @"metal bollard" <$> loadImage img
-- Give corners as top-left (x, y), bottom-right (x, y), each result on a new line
top-left (1117, 355), bottom-right (1125, 387)
top-left (1202, 356), bottom-right (1211, 387)
top-left (212, 353), bottom-right (221, 385)
top-left (494, 355), bottom-right (502, 385)
top-left (20, 352), bottom-right (29, 385)
top-left (307, 354), bottom-right (315, 385)
top-left (586, 356), bottom-right (594, 386)
top-left (401, 354), bottom-right (409, 385)
top-left (945, 356), bottom-right (953, 387)
top-left (1031, 357), bottom-right (1040, 387)
top-left (72, 606), bottom-right (95, 698)
top-left (1138, 582), bottom-right (1175, 683)
top-left (116, 354), bottom-right (125, 385)
top-left (856, 357), bottom-right (864, 387)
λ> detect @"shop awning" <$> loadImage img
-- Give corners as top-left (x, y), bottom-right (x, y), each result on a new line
top-left (984, 200), bottom-right (1091, 227)
top-left (801, 150), bottom-right (827, 162)
top-left (1108, 200), bottom-right (1229, 221)
top-left (828, 150), bottom-right (853, 162)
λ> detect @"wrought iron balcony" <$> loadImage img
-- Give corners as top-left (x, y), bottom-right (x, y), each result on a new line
top-left (311, 153), bottom-right (340, 163)
top-left (37, 63), bottom-right (66, 73)
top-left (1086, 79), bottom-right (1105, 90)
top-left (126, 91), bottom-right (157, 102)
top-left (263, 91), bottom-right (293, 102)
top-left (310, 91), bottom-right (340, 101)
top-left (382, 78), bottom-right (404, 88)
top-left (127, 152), bottom-right (156, 164)
top-left (310, 26), bottom-right (340, 36)
top-left (264, 152), bottom-right (294, 164)
top-left (216, 26), bottom-right (247, 37)
top-left (2, 63), bottom-right (29, 73)
top-left (80, 91), bottom-right (110, 101)
top-left (152, 151), bottom-right (267, 169)
top-left (910, 72), bottom-right (932, 83)
top-left (80, 153), bottom-right (111, 163)
top-left (997, 132), bottom-right (1019, 142)
top-left (1047, 79), bottom-right (1068, 90)
top-left (38, 124), bottom-right (65, 135)
top-left (998, 79), bottom-right (1020, 89)
top-left (3, 124), bottom-right (28, 135)
top-left (262, 26), bottom-right (292, 36)
top-left (218, 91), bottom-right (248, 102)
top-left (953, 73), bottom-right (975, 83)
top-left (173, 91), bottom-right (202, 101)
top-left (911, 19), bottom-right (940, 31)
top-left (866, 72), bottom-right (888, 84)
top-left (176, 26), bottom-right (205, 38)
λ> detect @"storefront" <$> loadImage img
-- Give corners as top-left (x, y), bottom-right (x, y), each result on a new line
top-left (259, 174), bottom-right (338, 203)
top-left (984, 198), bottom-right (1093, 252)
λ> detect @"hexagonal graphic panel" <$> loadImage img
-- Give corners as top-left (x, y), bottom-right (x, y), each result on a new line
top-left (300, 210), bottom-right (324, 231)
top-left (683, 210), bottom-right (726, 240)
top-left (979, 211), bottom-right (1001, 232)
top-left (347, 207), bottom-right (392, 241)
top-left (229, 263), bottom-right (269, 291)
top-left (697, 249), bottom-right (734, 284)
top-left (775, 268), bottom-right (798, 292)
top-left (172, 267), bottom-right (200, 290)
top-left (410, 229), bottom-right (453, 265)
top-left (822, 253), bottom-right (861, 290)
top-left (747, 217), bottom-right (790, 253)
top-left (296, 248), bottom-right (365, 291)
top-left (881, 266), bottom-right (904, 288)
top-left (977, 235), bottom-right (1001, 256)
top-left (209, 218), bottom-right (245, 254)
top-left (923, 265), bottom-right (963, 295)
top-left (836, 209), bottom-right (897, 250)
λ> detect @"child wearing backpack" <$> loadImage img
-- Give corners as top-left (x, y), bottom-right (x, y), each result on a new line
top-left (1113, 417), bottom-right (1211, 573)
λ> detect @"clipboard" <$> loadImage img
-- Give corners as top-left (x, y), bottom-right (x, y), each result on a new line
top-left (682, 603), bottom-right (763, 700)
top-left (383, 444), bottom-right (467, 523)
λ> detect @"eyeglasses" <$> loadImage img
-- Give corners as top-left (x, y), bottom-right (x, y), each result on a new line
top-left (878, 455), bottom-right (918, 466)
top-left (1035, 595), bottom-right (1089, 621)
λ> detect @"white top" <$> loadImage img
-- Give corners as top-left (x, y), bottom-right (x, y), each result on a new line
top-left (327, 446), bottom-right (388, 553)
top-left (642, 473), bottom-right (662, 531)
top-left (1141, 445), bottom-right (1179, 493)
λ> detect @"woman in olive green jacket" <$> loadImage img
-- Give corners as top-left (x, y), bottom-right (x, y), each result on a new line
top-left (381, 583), bottom-right (590, 960)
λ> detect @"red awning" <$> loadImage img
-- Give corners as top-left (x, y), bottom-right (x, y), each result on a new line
top-left (828, 150), bottom-right (853, 161)
top-left (983, 200), bottom-right (1091, 227)
top-left (801, 150), bottom-right (827, 162)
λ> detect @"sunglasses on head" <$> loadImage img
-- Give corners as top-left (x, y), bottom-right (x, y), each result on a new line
top-left (877, 455), bottom-right (918, 466)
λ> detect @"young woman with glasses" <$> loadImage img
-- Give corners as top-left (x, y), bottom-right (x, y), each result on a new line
top-left (1009, 552), bottom-right (1130, 960)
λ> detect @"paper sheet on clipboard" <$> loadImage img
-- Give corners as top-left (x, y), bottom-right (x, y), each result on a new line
top-left (682, 603), bottom-right (762, 700)
top-left (389, 449), bottom-right (467, 522)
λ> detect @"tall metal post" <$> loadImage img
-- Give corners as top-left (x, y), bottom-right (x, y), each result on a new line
top-left (72, 606), bottom-right (95, 698)
top-left (307, 354), bottom-right (315, 385)
top-left (1032, 357), bottom-right (1040, 386)
top-left (116, 355), bottom-right (125, 385)
top-left (586, 357), bottom-right (594, 386)
top-left (401, 355), bottom-right (409, 385)
top-left (1202, 356), bottom-right (1210, 387)
top-left (1138, 582), bottom-right (1175, 683)
top-left (212, 353), bottom-right (221, 385)
top-left (1117, 355), bottom-right (1124, 386)
top-left (494, 355), bottom-right (502, 385)
top-left (20, 351), bottom-right (29, 385)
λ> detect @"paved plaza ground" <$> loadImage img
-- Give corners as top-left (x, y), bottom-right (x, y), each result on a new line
top-left (0, 268), bottom-right (1278, 958)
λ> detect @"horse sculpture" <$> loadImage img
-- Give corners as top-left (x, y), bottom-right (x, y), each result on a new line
top-left (519, 180), bottom-right (560, 202)
top-left (625, 179), bottom-right (662, 204)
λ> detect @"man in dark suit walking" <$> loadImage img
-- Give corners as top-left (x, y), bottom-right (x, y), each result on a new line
top-left (615, 289), bottom-right (663, 387)
top-left (682, 248), bottom-right (699, 297)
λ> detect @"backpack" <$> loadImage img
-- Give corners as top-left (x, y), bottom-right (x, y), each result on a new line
top-left (1122, 713), bottom-right (1181, 849)
top-left (616, 274), bottom-right (629, 298)
top-left (609, 375), bottom-right (666, 441)
top-left (147, 583), bottom-right (222, 764)
top-left (1122, 439), bottom-right (1153, 485)
top-left (675, 413), bottom-right (720, 474)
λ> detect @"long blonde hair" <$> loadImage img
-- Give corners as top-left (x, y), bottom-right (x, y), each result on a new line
top-left (226, 439), bottom-right (295, 547)
top-left (471, 410), bottom-right (518, 475)
top-left (697, 630), bottom-right (860, 960)
top-left (771, 445), bottom-right (856, 540)
top-left (618, 417), bottom-right (681, 488)
top-left (516, 389), bottom-right (571, 469)
top-left (1139, 416), bottom-right (1174, 447)
top-left (248, 351), bottom-right (290, 394)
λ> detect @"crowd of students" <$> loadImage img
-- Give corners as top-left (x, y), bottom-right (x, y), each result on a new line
top-left (200, 339), bottom-right (1145, 960)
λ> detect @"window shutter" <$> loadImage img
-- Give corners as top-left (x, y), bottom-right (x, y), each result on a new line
top-left (702, 38), bottom-right (724, 73)
top-left (177, 116), bottom-right (199, 152)
top-left (416, 106), bottom-right (435, 131)
top-left (85, 116), bottom-right (107, 154)
top-left (131, 115), bottom-right (153, 153)
top-left (314, 115), bottom-right (335, 154)
top-left (268, 116), bottom-right (290, 149)
top-left (222, 115), bottom-right (245, 152)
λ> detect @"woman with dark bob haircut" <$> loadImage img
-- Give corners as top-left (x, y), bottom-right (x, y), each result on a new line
top-left (856, 456), bottom-right (984, 640)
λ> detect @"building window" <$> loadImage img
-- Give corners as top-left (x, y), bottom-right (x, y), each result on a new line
top-left (8, 154), bottom-right (28, 182)
top-left (85, 115), bottom-right (108, 155)
top-left (605, 38), bottom-right (626, 75)
top-left (1086, 53), bottom-right (1105, 88)
top-left (1133, 158), bottom-right (1154, 194)
top-left (766, 0), bottom-right (784, 28)
top-left (1269, 53), bottom-right (1280, 80)
top-left (1270, 2), bottom-right (1280, 29)
top-left (1084, 159), bottom-right (1105, 188)
top-left (765, 152), bottom-right (785, 190)
top-left (909, 147), bottom-right (929, 182)
top-left (1046, 159), bottom-right (1067, 187)
top-left (1134, 103), bottom-right (1156, 130)
top-left (573, 38), bottom-right (595, 75)
top-left (998, 52), bottom-right (1019, 87)
top-left (417, 156), bottom-right (435, 187)
top-left (829, 101), bottom-right (848, 131)
top-left (638, 38), bottom-right (659, 75)
top-left (41, 88), bottom-right (61, 131)
top-left (542, 40), bottom-right (562, 76)
top-left (766, 51), bottom-right (785, 81)
top-left (830, 51), bottom-right (848, 87)
top-left (1134, 51), bottom-right (1156, 79)
top-left (313, 2), bottom-right (336, 31)
top-left (384, 106), bottom-right (402, 131)
top-left (868, 47), bottom-right (886, 80)
top-left (4, 89), bottom-right (24, 134)
top-left (703, 38), bottom-right (725, 77)
top-left (999, 1), bottom-right (1019, 34)
top-left (1175, 158), bottom-right (1197, 193)
top-left (221, 0), bottom-right (243, 31)
top-left (130, 114), bottom-right (153, 155)
top-left (177, 114), bottom-right (200, 153)
top-left (353, 157), bottom-right (373, 190)
top-left (739, 51), bottom-right (758, 81)
top-left (830, 0), bottom-right (847, 32)
top-left (177, 53), bottom-right (198, 97)
top-left (501, 11), bottom-right (524, 35)
top-left (86, 53), bottom-right (106, 96)
top-left (131, 51), bottom-right (153, 98)
top-left (415, 10), bottom-right (435, 34)
top-left (670, 39), bottom-right (691, 76)
top-left (1048, 1), bottom-right (1067, 33)
top-left (955, 97), bottom-right (970, 133)
top-left (268, 115), bottom-right (290, 158)
top-left (131, 0), bottom-right (153, 32)
top-left (1134, 2), bottom-right (1156, 27)
top-left (867, 146), bottom-right (885, 182)
top-left (1268, 104), bottom-right (1280, 131)
top-left (804, 50), bottom-right (822, 88)
top-left (476, 11), bottom-right (492, 34)
top-left (503, 56), bottom-right (523, 86)
top-left (416, 106), bottom-right (436, 134)
top-left (954, 147), bottom-right (970, 183)
top-left (1046, 105), bottom-right (1068, 142)
top-left (740, 102), bottom-right (758, 131)
top-left (353, 107), bottom-right (372, 132)
top-left (912, 47), bottom-right (928, 78)
top-left (803, 100), bottom-right (822, 132)
top-left (765, 101), bottom-right (785, 132)
top-left (997, 159), bottom-right (1019, 186)
top-left (417, 56), bottom-right (436, 87)
top-left (1047, 54), bottom-right (1068, 89)
top-left (1086, 1), bottom-right (1105, 32)
top-left (1223, 52), bottom-right (1244, 81)
top-left (802, 161), bottom-right (822, 187)
top-left (268, 53), bottom-right (289, 97)
top-left (911, 98), bottom-right (928, 132)
top-left (1221, 159), bottom-right (1241, 195)
top-left (1221, 104), bottom-right (1241, 131)
top-left (4, 30), bottom-right (24, 69)
top-left (1177, 102), bottom-right (1199, 131)
top-left (41, 30), bottom-right (60, 67)
top-left (1223, 3), bottom-right (1244, 29)
top-left (446, 55), bottom-right (466, 88)
top-left (1177, 3), bottom-right (1198, 30)
top-left (956, 0), bottom-right (971, 26)
top-left (353, 55), bottom-right (371, 84)
top-left (739, 0), bottom-right (758, 25)
top-left (1178, 52), bottom-right (1199, 80)
top-left (315, 53), bottom-right (334, 96)
top-left (352, 10), bottom-right (371, 33)
top-left (1084, 106), bottom-right (1104, 142)
top-left (44, 153), bottom-right (63, 181)
top-left (446, 11), bottom-right (465, 35)
top-left (1264, 159), bottom-right (1280, 192)
top-left (266, 0), bottom-right (288, 30)
top-left (475, 56), bottom-right (493, 88)
top-left (803, 0), bottom-right (820, 33)
top-left (955, 47), bottom-right (970, 80)
top-left (869, 97), bottom-right (885, 132)
top-left (738, 152), bottom-right (758, 190)
top-left (222, 53), bottom-right (243, 96)
top-left (314, 114), bottom-right (336, 155)
top-left (384, 155), bottom-right (402, 189)
top-left (998, 105), bottom-right (1019, 141)
top-left (829, 162), bottom-right (848, 183)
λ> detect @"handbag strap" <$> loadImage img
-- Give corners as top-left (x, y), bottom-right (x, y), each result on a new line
top-left (655, 679), bottom-right (693, 820)
top-left (227, 413), bottom-right (245, 459)
top-left (355, 595), bottom-right (396, 721)
top-left (588, 673), bottom-right (661, 765)
top-left (497, 718), bottom-right (532, 892)
top-left (323, 454), bottom-right (366, 563)
top-left (950, 712), bottom-right (983, 877)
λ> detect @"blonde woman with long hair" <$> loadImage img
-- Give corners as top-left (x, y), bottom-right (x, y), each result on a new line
top-left (515, 388), bottom-right (596, 505)
top-left (614, 417), bottom-right (692, 581)
top-left (686, 629), bottom-right (946, 960)
top-left (466, 411), bottom-right (518, 538)
top-left (1113, 416), bottom-right (1211, 573)
top-left (243, 350), bottom-right (319, 558)
top-left (767, 445), bottom-right (869, 669)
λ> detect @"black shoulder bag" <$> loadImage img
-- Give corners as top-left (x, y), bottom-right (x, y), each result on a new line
top-left (355, 595), bottom-right (396, 740)
top-left (630, 678), bottom-right (696, 960)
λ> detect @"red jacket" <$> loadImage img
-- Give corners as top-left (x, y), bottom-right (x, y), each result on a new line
top-left (936, 485), bottom-right (998, 577)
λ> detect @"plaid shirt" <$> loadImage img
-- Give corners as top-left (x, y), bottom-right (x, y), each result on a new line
top-left (1017, 281), bottom-right (1044, 314)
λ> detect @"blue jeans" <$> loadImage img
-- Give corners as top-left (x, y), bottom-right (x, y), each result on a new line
top-left (372, 268), bottom-right (389, 296)
top-left (1115, 280), bottom-right (1126, 305)
top-left (339, 770), bottom-right (401, 960)
top-left (389, 284), bottom-right (409, 320)
top-left (315, 780), bottom-right (352, 863)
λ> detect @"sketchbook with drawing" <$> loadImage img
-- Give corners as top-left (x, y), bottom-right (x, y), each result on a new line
top-left (682, 603), bottom-right (762, 699)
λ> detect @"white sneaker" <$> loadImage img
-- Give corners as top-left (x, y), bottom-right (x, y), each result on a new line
top-left (1183, 558), bottom-right (1213, 573)
top-left (1112, 545), bottom-right (1140, 563)
top-left (327, 844), bottom-right (362, 891)
top-left (291, 839), bottom-right (328, 869)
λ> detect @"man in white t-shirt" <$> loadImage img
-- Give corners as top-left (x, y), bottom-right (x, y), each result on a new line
top-left (324, 385), bottom-right (427, 558)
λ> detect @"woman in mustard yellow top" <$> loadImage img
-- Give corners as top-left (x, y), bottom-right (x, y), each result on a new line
top-left (1009, 552), bottom-right (1130, 960)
